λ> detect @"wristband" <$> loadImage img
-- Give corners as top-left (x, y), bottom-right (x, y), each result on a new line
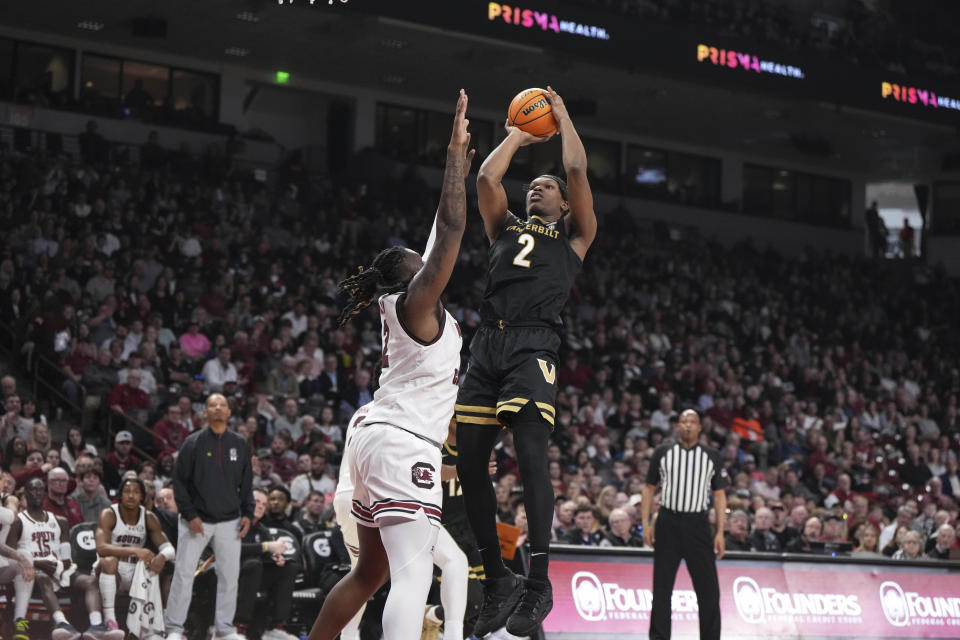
top-left (158, 542), bottom-right (175, 562)
top-left (262, 542), bottom-right (269, 553)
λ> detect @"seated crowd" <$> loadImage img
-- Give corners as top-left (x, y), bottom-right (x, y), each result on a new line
top-left (1, 120), bottom-right (960, 637)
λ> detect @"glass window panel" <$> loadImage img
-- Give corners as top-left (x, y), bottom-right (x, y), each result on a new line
top-left (771, 169), bottom-right (796, 219)
top-left (668, 151), bottom-right (721, 207)
top-left (583, 137), bottom-right (620, 192)
top-left (932, 182), bottom-right (960, 235)
top-left (81, 54), bottom-right (121, 102)
top-left (626, 145), bottom-right (667, 198)
top-left (743, 164), bottom-right (773, 214)
top-left (13, 42), bottom-right (73, 104)
top-left (122, 61), bottom-right (168, 113)
top-left (171, 69), bottom-right (216, 118)
top-left (376, 103), bottom-right (418, 162)
top-left (0, 39), bottom-right (13, 100)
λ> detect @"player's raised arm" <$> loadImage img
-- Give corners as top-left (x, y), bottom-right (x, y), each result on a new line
top-left (477, 119), bottom-right (552, 244)
top-left (403, 89), bottom-right (475, 339)
top-left (545, 86), bottom-right (596, 260)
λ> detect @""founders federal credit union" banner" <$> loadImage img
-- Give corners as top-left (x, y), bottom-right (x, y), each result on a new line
top-left (545, 552), bottom-right (960, 639)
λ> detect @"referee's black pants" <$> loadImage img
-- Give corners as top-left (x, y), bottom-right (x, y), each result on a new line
top-left (649, 508), bottom-right (721, 640)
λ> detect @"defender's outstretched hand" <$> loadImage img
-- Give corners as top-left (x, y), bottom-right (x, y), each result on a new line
top-left (449, 89), bottom-right (477, 174)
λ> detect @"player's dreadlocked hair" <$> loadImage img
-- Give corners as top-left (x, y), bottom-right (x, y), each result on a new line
top-left (337, 246), bottom-right (409, 327)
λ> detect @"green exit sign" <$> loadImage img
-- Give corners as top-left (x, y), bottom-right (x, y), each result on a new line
top-left (275, 71), bottom-right (290, 84)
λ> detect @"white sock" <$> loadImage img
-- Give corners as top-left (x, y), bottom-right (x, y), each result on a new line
top-left (89, 611), bottom-right (103, 625)
top-left (379, 511), bottom-right (440, 640)
top-left (13, 572), bottom-right (34, 620)
top-left (433, 528), bottom-right (467, 640)
top-left (53, 611), bottom-right (67, 625)
top-left (99, 571), bottom-right (117, 621)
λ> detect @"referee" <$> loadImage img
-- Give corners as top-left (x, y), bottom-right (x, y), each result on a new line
top-left (641, 409), bottom-right (728, 640)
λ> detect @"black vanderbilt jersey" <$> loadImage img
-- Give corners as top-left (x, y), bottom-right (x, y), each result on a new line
top-left (479, 213), bottom-right (582, 326)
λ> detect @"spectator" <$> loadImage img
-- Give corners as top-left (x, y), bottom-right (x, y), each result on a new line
top-left (104, 431), bottom-right (141, 492)
top-left (786, 516), bottom-right (822, 553)
top-left (853, 523), bottom-right (883, 558)
top-left (340, 368), bottom-right (374, 417)
top-left (44, 467), bottom-right (84, 528)
top-left (267, 357), bottom-right (300, 400)
top-left (724, 510), bottom-right (751, 552)
top-left (265, 431), bottom-right (298, 484)
top-left (178, 321), bottom-right (211, 361)
top-left (201, 346), bottom-right (240, 393)
top-left (316, 354), bottom-right (343, 406)
top-left (821, 513), bottom-right (847, 543)
top-left (286, 451), bottom-right (334, 510)
top-left (880, 505), bottom-right (916, 550)
top-left (749, 507), bottom-right (781, 552)
top-left (562, 504), bottom-right (604, 545)
top-left (107, 369), bottom-right (150, 418)
top-left (902, 444), bottom-right (933, 488)
top-left (70, 468), bottom-right (111, 524)
top-left (552, 499), bottom-right (575, 541)
top-left (261, 485), bottom-right (296, 534)
top-left (237, 488), bottom-right (299, 640)
top-left (940, 453), bottom-right (960, 498)
top-left (0, 395), bottom-right (32, 447)
top-left (78, 119), bottom-right (107, 164)
top-left (4, 437), bottom-right (28, 473)
top-left (252, 453), bottom-right (283, 490)
top-left (649, 395), bottom-right (676, 433)
top-left (26, 421), bottom-right (52, 453)
top-left (892, 530), bottom-right (924, 559)
top-left (60, 427), bottom-right (98, 473)
top-left (602, 507), bottom-right (643, 547)
top-left (292, 491), bottom-right (332, 539)
top-left (153, 404), bottom-right (190, 455)
top-left (273, 398), bottom-right (304, 442)
top-left (769, 501), bottom-right (797, 549)
top-left (925, 524), bottom-right (956, 560)
top-left (314, 405), bottom-right (343, 446)
top-left (824, 473), bottom-right (854, 509)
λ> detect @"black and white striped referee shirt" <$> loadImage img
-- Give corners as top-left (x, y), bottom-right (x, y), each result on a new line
top-left (645, 442), bottom-right (729, 512)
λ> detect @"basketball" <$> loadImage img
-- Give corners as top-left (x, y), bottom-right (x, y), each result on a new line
top-left (507, 87), bottom-right (557, 137)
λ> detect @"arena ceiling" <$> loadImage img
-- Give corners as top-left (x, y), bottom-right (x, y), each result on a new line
top-left (1, 0), bottom-right (955, 179)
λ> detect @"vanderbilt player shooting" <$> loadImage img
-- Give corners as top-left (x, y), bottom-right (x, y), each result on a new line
top-left (455, 85), bottom-right (597, 636)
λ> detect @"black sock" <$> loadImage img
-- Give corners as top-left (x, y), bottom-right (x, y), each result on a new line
top-left (457, 422), bottom-right (507, 580)
top-left (513, 403), bottom-right (554, 584)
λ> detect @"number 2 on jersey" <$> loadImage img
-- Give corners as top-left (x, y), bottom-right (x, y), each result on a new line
top-left (513, 233), bottom-right (535, 268)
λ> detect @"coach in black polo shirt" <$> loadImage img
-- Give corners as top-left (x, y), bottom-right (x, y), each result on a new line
top-left (641, 409), bottom-right (729, 640)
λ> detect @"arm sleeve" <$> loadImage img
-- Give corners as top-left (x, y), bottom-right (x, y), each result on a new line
top-left (173, 437), bottom-right (199, 521)
top-left (645, 446), bottom-right (665, 486)
top-left (710, 449), bottom-right (731, 491)
top-left (239, 441), bottom-right (255, 520)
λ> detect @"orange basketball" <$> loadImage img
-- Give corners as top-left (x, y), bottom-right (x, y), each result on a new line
top-left (507, 88), bottom-right (557, 137)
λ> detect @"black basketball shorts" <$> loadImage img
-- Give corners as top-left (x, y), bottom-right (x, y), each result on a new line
top-left (455, 325), bottom-right (560, 428)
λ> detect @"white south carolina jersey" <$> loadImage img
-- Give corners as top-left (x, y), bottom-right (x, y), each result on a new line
top-left (110, 504), bottom-right (147, 552)
top-left (362, 293), bottom-right (462, 445)
top-left (17, 511), bottom-right (62, 559)
top-left (336, 403), bottom-right (371, 500)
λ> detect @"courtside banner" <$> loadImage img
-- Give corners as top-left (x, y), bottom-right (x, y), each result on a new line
top-left (545, 555), bottom-right (960, 639)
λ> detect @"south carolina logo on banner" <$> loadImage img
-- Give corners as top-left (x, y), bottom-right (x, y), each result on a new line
top-left (571, 571), bottom-right (606, 621)
top-left (879, 582), bottom-right (910, 627)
